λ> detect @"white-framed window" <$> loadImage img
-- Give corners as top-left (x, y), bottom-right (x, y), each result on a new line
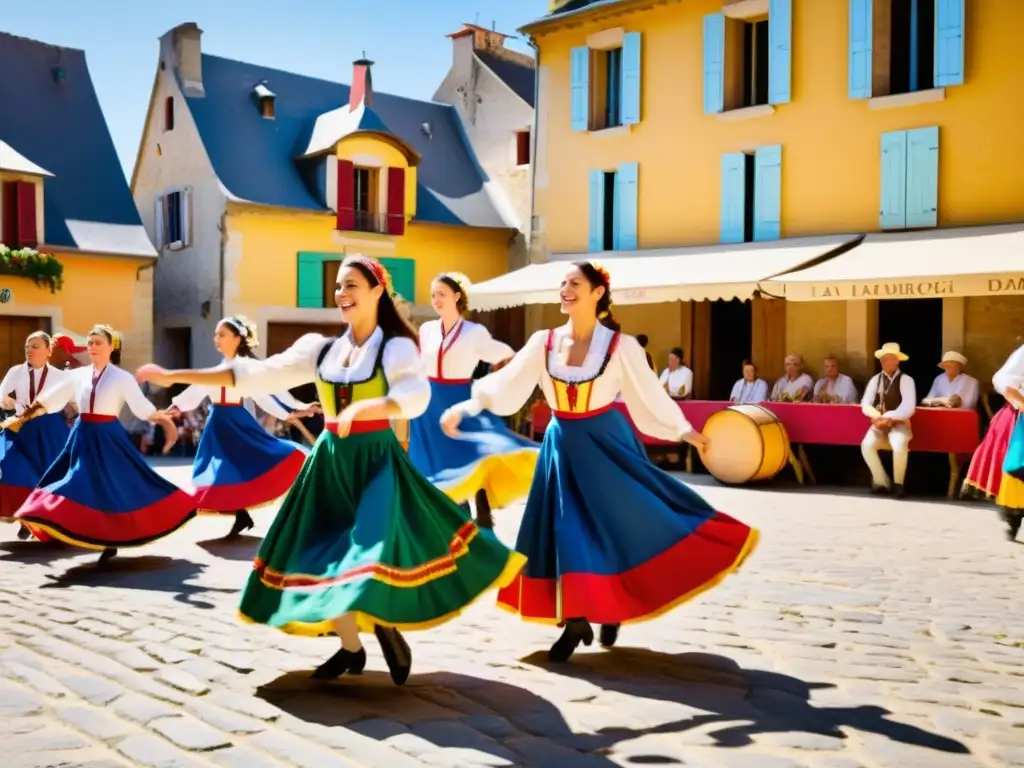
top-left (154, 187), bottom-right (192, 250)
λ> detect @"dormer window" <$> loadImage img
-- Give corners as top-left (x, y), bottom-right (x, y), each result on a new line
top-left (254, 82), bottom-right (276, 120)
top-left (1, 181), bottom-right (39, 249)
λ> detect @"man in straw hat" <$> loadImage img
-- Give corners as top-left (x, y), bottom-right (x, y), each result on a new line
top-left (921, 351), bottom-right (979, 410)
top-left (860, 342), bottom-right (917, 498)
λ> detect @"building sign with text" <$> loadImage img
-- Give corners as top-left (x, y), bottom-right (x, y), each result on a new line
top-left (775, 274), bottom-right (1024, 301)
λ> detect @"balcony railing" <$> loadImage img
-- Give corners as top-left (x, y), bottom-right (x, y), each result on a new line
top-left (352, 210), bottom-right (388, 235)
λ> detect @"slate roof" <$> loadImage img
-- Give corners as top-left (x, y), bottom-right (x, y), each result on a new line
top-left (182, 54), bottom-right (507, 229)
top-left (475, 51), bottom-right (535, 107)
top-left (522, 0), bottom-right (632, 28)
top-left (0, 32), bottom-right (156, 257)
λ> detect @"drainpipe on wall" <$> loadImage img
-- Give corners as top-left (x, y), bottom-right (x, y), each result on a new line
top-left (527, 34), bottom-right (541, 265)
top-left (218, 209), bottom-right (227, 324)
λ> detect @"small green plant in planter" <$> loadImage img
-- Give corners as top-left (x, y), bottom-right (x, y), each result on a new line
top-left (0, 244), bottom-right (64, 293)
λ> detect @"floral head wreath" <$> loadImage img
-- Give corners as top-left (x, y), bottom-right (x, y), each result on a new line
top-left (111, 333), bottom-right (121, 351)
top-left (221, 315), bottom-right (259, 350)
top-left (345, 255), bottom-right (397, 300)
top-left (589, 261), bottom-right (613, 318)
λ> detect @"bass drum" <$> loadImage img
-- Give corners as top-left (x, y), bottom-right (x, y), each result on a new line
top-left (701, 404), bottom-right (791, 485)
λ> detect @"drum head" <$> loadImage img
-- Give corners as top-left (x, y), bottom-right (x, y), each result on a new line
top-left (702, 408), bottom-right (764, 485)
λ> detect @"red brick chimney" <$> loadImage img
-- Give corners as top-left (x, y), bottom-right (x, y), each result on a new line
top-left (349, 58), bottom-right (373, 111)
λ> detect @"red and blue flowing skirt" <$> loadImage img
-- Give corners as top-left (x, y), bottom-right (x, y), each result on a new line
top-left (14, 414), bottom-right (197, 549)
top-left (0, 412), bottom-right (70, 520)
top-left (409, 379), bottom-right (538, 509)
top-left (964, 404), bottom-right (1024, 511)
top-left (497, 406), bottom-right (758, 625)
top-left (190, 404), bottom-right (307, 514)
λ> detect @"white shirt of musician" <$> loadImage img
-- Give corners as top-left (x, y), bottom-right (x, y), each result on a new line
top-left (418, 319), bottom-right (513, 379)
top-left (924, 372), bottom-right (979, 411)
top-left (0, 363), bottom-right (68, 414)
top-left (860, 369), bottom-right (917, 421)
top-left (770, 373), bottom-right (814, 401)
top-left (460, 323), bottom-right (694, 442)
top-left (813, 374), bottom-right (859, 404)
top-left (37, 364), bottom-right (158, 419)
top-left (994, 344), bottom-right (1024, 399)
top-left (171, 361), bottom-right (308, 421)
top-left (230, 328), bottom-right (430, 424)
top-left (730, 378), bottom-right (769, 404)
top-left (659, 366), bottom-right (693, 398)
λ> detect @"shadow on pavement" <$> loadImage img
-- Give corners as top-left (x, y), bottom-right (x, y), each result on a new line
top-left (256, 669), bottom-right (624, 765)
top-left (37, 555), bottom-right (239, 609)
top-left (196, 534), bottom-right (263, 562)
top-left (521, 648), bottom-right (970, 755)
top-left (0, 538), bottom-right (76, 562)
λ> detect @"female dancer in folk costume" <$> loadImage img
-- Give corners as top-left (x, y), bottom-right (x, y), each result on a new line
top-left (963, 343), bottom-right (1024, 541)
top-left (410, 272), bottom-right (539, 528)
top-left (167, 316), bottom-right (315, 539)
top-left (0, 332), bottom-right (71, 538)
top-left (2, 325), bottom-right (196, 563)
top-left (137, 256), bottom-right (525, 685)
top-left (442, 261), bottom-right (759, 662)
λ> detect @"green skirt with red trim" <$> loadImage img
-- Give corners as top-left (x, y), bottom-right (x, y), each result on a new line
top-left (238, 421), bottom-right (526, 636)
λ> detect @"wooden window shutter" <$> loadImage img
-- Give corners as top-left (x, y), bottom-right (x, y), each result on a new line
top-left (386, 167), bottom-right (406, 236)
top-left (16, 182), bottom-right (37, 248)
top-left (1, 181), bottom-right (17, 244)
top-left (336, 159), bottom-right (355, 231)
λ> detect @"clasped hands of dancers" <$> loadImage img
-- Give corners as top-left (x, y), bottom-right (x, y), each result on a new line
top-left (1, 254), bottom-right (757, 685)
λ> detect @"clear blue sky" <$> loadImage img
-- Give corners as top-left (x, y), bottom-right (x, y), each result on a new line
top-left (3, 0), bottom-right (548, 177)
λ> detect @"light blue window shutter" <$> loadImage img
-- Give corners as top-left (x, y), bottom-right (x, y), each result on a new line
top-left (570, 47), bottom-right (590, 132)
top-left (720, 153), bottom-right (747, 244)
top-left (588, 169), bottom-right (605, 252)
top-left (905, 126), bottom-right (939, 228)
top-left (703, 14), bottom-right (726, 114)
top-left (848, 0), bottom-right (873, 98)
top-left (621, 32), bottom-right (642, 125)
top-left (934, 0), bottom-right (965, 87)
top-left (753, 145), bottom-right (782, 241)
top-left (880, 131), bottom-right (908, 229)
top-left (615, 162), bottom-right (639, 250)
top-left (296, 252), bottom-right (324, 308)
top-left (768, 0), bottom-right (792, 104)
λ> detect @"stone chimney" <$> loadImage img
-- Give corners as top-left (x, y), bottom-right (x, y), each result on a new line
top-left (445, 23), bottom-right (532, 67)
top-left (164, 22), bottom-right (204, 97)
top-left (349, 58), bottom-right (373, 111)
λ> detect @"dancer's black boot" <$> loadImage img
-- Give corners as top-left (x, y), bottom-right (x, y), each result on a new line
top-left (599, 623), bottom-right (620, 648)
top-left (549, 618), bottom-right (594, 662)
top-left (226, 509), bottom-right (255, 538)
top-left (1001, 509), bottom-right (1023, 541)
top-left (474, 490), bottom-right (494, 530)
top-left (311, 646), bottom-right (367, 679)
top-left (374, 625), bottom-right (412, 685)
top-left (16, 525), bottom-right (29, 540)
top-left (98, 548), bottom-right (118, 564)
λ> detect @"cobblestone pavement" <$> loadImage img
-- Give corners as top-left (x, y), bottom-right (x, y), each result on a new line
top-left (1, 459), bottom-right (1023, 767)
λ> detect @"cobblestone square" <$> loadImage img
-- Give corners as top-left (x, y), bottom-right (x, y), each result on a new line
top-left (1, 459), bottom-right (1022, 767)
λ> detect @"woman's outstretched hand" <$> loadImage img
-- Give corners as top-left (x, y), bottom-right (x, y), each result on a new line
top-left (136, 364), bottom-right (171, 387)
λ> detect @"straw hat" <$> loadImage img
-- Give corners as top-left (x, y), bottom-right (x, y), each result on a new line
top-left (874, 342), bottom-right (909, 361)
top-left (938, 351), bottom-right (967, 368)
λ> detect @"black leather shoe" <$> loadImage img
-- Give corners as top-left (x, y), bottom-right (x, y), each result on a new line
top-left (893, 484), bottom-right (905, 499)
top-left (374, 625), bottom-right (412, 685)
top-left (311, 647), bottom-right (367, 679)
top-left (16, 525), bottom-right (29, 540)
top-left (98, 548), bottom-right (118, 564)
top-left (549, 618), bottom-right (594, 662)
top-left (474, 491), bottom-right (494, 530)
top-left (870, 484), bottom-right (890, 495)
top-left (227, 510), bottom-right (254, 538)
top-left (599, 623), bottom-right (620, 648)
top-left (1006, 511), bottom-right (1023, 541)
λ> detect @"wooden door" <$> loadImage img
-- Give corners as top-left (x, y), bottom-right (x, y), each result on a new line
top-left (751, 297), bottom-right (787, 383)
top-left (469, 306), bottom-right (526, 350)
top-left (0, 316), bottom-right (49, 377)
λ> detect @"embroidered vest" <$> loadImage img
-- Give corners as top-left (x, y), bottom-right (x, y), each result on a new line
top-left (545, 329), bottom-right (620, 415)
top-left (314, 337), bottom-right (389, 420)
top-left (874, 372), bottom-right (903, 413)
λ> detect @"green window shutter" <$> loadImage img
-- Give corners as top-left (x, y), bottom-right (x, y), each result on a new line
top-left (379, 257), bottom-right (416, 304)
top-left (296, 252), bottom-right (325, 308)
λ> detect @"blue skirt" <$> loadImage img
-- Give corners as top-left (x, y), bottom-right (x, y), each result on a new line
top-left (0, 413), bottom-right (69, 519)
top-left (496, 407), bottom-right (758, 625)
top-left (191, 404), bottom-right (307, 514)
top-left (408, 379), bottom-right (539, 508)
top-left (15, 415), bottom-right (197, 549)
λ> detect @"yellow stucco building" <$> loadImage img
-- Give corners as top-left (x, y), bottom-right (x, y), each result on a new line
top-left (502, 0), bottom-right (1024, 399)
top-left (0, 33), bottom-right (157, 374)
top-left (133, 24), bottom-right (523, 368)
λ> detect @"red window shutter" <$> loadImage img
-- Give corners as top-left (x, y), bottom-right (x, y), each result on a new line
top-left (1, 181), bottom-right (17, 244)
top-left (336, 159), bottom-right (355, 231)
top-left (386, 167), bottom-right (406, 236)
top-left (16, 182), bottom-right (38, 248)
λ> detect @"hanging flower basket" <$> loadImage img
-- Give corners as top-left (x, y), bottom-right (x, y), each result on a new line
top-left (0, 244), bottom-right (63, 293)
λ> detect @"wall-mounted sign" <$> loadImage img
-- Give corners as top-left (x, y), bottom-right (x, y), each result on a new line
top-left (774, 274), bottom-right (1024, 301)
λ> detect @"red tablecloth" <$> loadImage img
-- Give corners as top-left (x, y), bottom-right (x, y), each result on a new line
top-left (613, 401), bottom-right (981, 454)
